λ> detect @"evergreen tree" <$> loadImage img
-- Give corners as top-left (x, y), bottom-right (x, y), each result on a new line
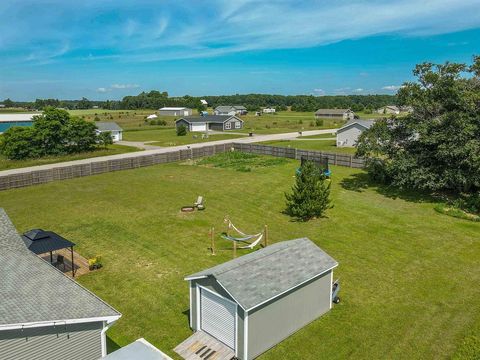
top-left (285, 160), bottom-right (332, 221)
top-left (176, 124), bottom-right (187, 136)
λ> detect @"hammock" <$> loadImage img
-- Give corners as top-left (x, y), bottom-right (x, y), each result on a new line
top-left (222, 218), bottom-right (264, 249)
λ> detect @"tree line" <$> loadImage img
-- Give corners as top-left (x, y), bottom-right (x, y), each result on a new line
top-left (3, 92), bottom-right (396, 112)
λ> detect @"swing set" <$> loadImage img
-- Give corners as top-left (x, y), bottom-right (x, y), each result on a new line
top-left (208, 216), bottom-right (268, 257)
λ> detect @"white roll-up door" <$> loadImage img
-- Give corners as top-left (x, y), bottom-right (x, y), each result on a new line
top-left (191, 123), bottom-right (207, 131)
top-left (200, 288), bottom-right (236, 349)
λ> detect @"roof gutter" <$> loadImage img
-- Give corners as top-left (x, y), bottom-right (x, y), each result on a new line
top-left (0, 314), bottom-right (121, 331)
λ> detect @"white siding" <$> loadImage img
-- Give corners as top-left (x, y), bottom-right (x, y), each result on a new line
top-left (336, 123), bottom-right (366, 147)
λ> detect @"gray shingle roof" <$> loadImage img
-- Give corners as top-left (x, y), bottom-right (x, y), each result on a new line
top-left (214, 106), bottom-right (236, 113)
top-left (338, 119), bottom-right (375, 132)
top-left (104, 338), bottom-right (172, 360)
top-left (185, 238), bottom-right (338, 310)
top-left (95, 122), bottom-right (123, 132)
top-left (0, 208), bottom-right (120, 326)
top-left (176, 115), bottom-right (242, 124)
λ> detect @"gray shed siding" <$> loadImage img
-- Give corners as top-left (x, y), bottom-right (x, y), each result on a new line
top-left (336, 123), bottom-right (366, 147)
top-left (175, 119), bottom-right (190, 129)
top-left (246, 270), bottom-right (332, 359)
top-left (0, 321), bottom-right (104, 360)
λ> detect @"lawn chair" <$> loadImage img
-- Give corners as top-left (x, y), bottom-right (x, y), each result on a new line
top-left (194, 196), bottom-right (205, 210)
top-left (53, 254), bottom-right (65, 270)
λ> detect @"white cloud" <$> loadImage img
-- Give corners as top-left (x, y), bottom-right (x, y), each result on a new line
top-left (313, 88), bottom-right (325, 95)
top-left (382, 85), bottom-right (402, 91)
top-left (111, 84), bottom-right (140, 89)
top-left (353, 88), bottom-right (364, 92)
top-left (96, 87), bottom-right (109, 93)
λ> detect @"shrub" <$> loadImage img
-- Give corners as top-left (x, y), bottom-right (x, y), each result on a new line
top-left (176, 124), bottom-right (187, 136)
top-left (94, 116), bottom-right (100, 122)
top-left (149, 120), bottom-right (156, 125)
top-left (285, 160), bottom-right (332, 221)
top-left (309, 121), bottom-right (315, 127)
top-left (157, 119), bottom-right (167, 126)
top-left (88, 256), bottom-right (103, 270)
top-left (316, 118), bottom-right (324, 127)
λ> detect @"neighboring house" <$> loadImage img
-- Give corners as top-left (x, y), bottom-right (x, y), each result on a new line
top-left (214, 106), bottom-right (248, 116)
top-left (200, 99), bottom-right (208, 106)
top-left (315, 109), bottom-right (355, 120)
top-left (262, 108), bottom-right (276, 113)
top-left (0, 104), bottom-right (5, 108)
top-left (376, 105), bottom-right (400, 115)
top-left (336, 119), bottom-right (375, 147)
top-left (104, 338), bottom-right (172, 360)
top-left (175, 115), bottom-right (244, 132)
top-left (0, 113), bottom-right (40, 133)
top-left (182, 238), bottom-right (338, 360)
top-left (92, 105), bottom-right (100, 109)
top-left (158, 107), bottom-right (192, 116)
top-left (95, 122), bottom-right (123, 142)
top-left (0, 208), bottom-right (121, 360)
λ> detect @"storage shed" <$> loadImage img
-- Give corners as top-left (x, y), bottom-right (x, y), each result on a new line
top-left (175, 115), bottom-right (243, 132)
top-left (0, 113), bottom-right (40, 133)
top-left (183, 238), bottom-right (338, 360)
top-left (158, 107), bottom-right (192, 116)
top-left (95, 122), bottom-right (123, 142)
top-left (336, 119), bottom-right (374, 147)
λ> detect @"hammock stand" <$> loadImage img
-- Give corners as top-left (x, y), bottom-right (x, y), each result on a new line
top-left (221, 217), bottom-right (268, 256)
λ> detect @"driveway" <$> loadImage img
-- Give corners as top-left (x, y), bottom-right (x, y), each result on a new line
top-left (116, 140), bottom-right (162, 150)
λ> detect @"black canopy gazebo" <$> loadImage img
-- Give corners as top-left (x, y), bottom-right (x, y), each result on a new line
top-left (22, 229), bottom-right (76, 277)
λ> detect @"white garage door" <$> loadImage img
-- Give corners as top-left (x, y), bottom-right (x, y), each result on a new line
top-left (200, 288), bottom-right (236, 349)
top-left (191, 123), bottom-right (207, 131)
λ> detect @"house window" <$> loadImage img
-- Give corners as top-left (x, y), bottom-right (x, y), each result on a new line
top-left (235, 121), bottom-right (241, 129)
top-left (225, 122), bottom-right (232, 130)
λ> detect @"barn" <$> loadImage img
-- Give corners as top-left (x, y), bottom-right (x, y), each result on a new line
top-left (175, 115), bottom-right (243, 132)
top-left (181, 238), bottom-right (338, 360)
top-left (158, 107), bottom-right (192, 116)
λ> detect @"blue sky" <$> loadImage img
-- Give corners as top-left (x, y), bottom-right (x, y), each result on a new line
top-left (1, 0), bottom-right (480, 100)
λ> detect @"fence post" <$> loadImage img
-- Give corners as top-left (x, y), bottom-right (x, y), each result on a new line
top-left (334, 153), bottom-right (337, 165)
top-left (350, 155), bottom-right (353, 167)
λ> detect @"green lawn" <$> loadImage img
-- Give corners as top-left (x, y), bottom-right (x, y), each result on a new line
top-left (123, 128), bottom-right (246, 146)
top-left (261, 139), bottom-right (357, 154)
top-left (0, 144), bottom-right (140, 171)
top-left (0, 155), bottom-right (478, 359)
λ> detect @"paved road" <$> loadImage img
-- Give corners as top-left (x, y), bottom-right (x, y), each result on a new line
top-left (0, 129), bottom-right (336, 176)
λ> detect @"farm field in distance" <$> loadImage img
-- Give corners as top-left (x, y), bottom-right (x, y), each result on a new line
top-left (0, 154), bottom-right (478, 359)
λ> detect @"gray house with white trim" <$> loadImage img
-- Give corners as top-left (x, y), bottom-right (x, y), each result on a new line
top-left (183, 238), bottom-right (338, 360)
top-left (336, 119), bottom-right (375, 147)
top-left (0, 209), bottom-right (121, 360)
top-left (95, 122), bottom-right (123, 142)
top-left (175, 115), bottom-right (244, 132)
top-left (214, 106), bottom-right (248, 116)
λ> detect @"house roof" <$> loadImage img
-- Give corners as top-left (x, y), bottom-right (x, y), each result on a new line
top-left (315, 109), bottom-right (351, 115)
top-left (337, 119), bottom-right (375, 132)
top-left (0, 208), bottom-right (120, 327)
top-left (104, 338), bottom-right (172, 360)
top-left (95, 122), bottom-right (122, 132)
top-left (176, 115), bottom-right (242, 124)
top-left (185, 238), bottom-right (338, 311)
top-left (159, 107), bottom-right (190, 111)
top-left (22, 229), bottom-right (75, 255)
top-left (0, 113), bottom-right (41, 122)
top-left (214, 106), bottom-right (236, 112)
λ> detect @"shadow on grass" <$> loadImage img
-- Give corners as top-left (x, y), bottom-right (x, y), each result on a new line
top-left (106, 335), bottom-right (121, 354)
top-left (182, 309), bottom-right (190, 325)
top-left (339, 172), bottom-right (436, 204)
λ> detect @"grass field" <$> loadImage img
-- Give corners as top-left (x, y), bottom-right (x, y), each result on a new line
top-left (0, 154), bottom-right (478, 359)
top-left (0, 144), bottom-right (140, 171)
top-left (261, 139), bottom-right (357, 154)
top-left (123, 128), bottom-right (245, 146)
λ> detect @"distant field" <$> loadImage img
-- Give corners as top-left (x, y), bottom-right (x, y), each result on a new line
top-left (260, 139), bottom-right (357, 154)
top-left (0, 144), bottom-right (140, 171)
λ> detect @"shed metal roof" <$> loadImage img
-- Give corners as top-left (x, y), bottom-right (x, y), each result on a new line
top-left (159, 107), bottom-right (190, 111)
top-left (185, 238), bottom-right (338, 310)
top-left (0, 208), bottom-right (120, 327)
top-left (0, 113), bottom-right (41, 122)
top-left (95, 122), bottom-right (123, 132)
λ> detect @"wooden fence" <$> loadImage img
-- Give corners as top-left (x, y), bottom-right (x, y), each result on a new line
top-left (0, 143), bottom-right (364, 191)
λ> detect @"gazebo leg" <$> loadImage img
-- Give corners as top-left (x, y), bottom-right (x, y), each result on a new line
top-left (71, 246), bottom-right (75, 277)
